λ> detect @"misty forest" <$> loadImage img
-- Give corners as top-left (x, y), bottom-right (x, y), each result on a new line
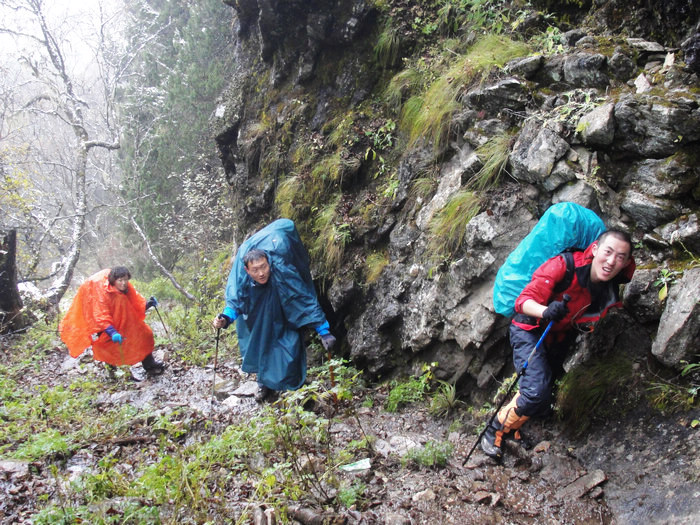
top-left (1, 0), bottom-right (699, 523)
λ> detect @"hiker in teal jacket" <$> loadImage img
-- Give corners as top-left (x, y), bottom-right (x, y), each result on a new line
top-left (212, 219), bottom-right (336, 402)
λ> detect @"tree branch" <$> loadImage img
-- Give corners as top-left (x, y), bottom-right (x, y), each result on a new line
top-left (128, 216), bottom-right (196, 302)
top-left (85, 140), bottom-right (120, 151)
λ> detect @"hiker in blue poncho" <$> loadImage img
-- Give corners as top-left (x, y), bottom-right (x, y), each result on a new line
top-left (212, 219), bottom-right (336, 402)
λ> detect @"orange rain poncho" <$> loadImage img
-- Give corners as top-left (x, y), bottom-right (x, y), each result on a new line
top-left (59, 269), bottom-right (154, 366)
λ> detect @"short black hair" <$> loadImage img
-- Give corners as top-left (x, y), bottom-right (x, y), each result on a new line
top-left (597, 230), bottom-right (633, 255)
top-left (243, 248), bottom-right (268, 268)
top-left (108, 266), bottom-right (131, 285)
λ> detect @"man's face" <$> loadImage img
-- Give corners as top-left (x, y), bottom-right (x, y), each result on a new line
top-left (245, 257), bottom-right (270, 285)
top-left (590, 235), bottom-right (631, 283)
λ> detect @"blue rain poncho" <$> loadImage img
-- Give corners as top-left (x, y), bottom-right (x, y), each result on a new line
top-left (223, 219), bottom-right (328, 390)
top-left (492, 202), bottom-right (606, 317)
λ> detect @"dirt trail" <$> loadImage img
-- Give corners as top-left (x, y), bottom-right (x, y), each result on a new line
top-left (2, 343), bottom-right (698, 524)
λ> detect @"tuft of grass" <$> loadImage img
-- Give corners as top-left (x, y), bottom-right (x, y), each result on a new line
top-left (400, 34), bottom-right (530, 151)
top-left (365, 250), bottom-right (389, 284)
top-left (556, 353), bottom-right (635, 436)
top-left (468, 132), bottom-right (514, 191)
top-left (646, 357), bottom-right (699, 416)
top-left (428, 190), bottom-right (480, 258)
top-left (310, 198), bottom-right (351, 278)
top-left (375, 22), bottom-right (401, 69)
top-left (385, 68), bottom-right (425, 112)
top-left (275, 174), bottom-right (304, 220)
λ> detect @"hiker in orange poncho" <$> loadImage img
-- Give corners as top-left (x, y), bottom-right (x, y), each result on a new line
top-left (59, 267), bottom-right (164, 375)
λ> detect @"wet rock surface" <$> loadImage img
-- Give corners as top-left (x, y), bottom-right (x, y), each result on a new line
top-left (2, 342), bottom-right (698, 524)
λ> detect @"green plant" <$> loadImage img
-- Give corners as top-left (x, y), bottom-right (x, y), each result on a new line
top-left (429, 380), bottom-right (463, 417)
top-left (647, 381), bottom-right (698, 414)
top-left (275, 174), bottom-right (304, 219)
top-left (386, 363), bottom-right (436, 412)
top-left (428, 190), bottom-right (480, 258)
top-left (337, 481), bottom-right (367, 508)
top-left (673, 239), bottom-right (700, 269)
top-left (14, 429), bottom-right (70, 461)
top-left (329, 114), bottom-right (357, 148)
top-left (654, 268), bottom-right (680, 302)
top-left (532, 24), bottom-right (564, 54)
top-left (553, 90), bottom-right (605, 127)
top-left (401, 440), bottom-right (454, 469)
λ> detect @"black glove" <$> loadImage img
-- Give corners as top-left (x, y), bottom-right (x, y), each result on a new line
top-left (145, 296), bottom-right (158, 310)
top-left (542, 299), bottom-right (569, 322)
top-left (320, 333), bottom-right (336, 350)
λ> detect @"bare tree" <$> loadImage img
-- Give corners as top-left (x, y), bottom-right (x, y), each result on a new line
top-left (0, 0), bottom-right (120, 307)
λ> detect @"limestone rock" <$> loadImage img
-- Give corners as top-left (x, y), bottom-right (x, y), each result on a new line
top-left (651, 268), bottom-right (700, 369)
top-left (578, 103), bottom-right (615, 147)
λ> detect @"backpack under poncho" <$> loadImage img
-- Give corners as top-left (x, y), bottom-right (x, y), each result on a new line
top-left (492, 202), bottom-right (606, 318)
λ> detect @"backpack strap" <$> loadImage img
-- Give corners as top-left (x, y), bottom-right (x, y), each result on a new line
top-left (553, 251), bottom-right (575, 295)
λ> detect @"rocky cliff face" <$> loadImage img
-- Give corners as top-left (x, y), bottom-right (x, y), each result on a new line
top-left (213, 0), bottom-right (699, 401)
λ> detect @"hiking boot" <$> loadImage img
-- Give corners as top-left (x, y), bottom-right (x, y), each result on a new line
top-left (254, 385), bottom-right (271, 403)
top-left (141, 353), bottom-right (165, 375)
top-left (106, 364), bottom-right (118, 381)
top-left (480, 420), bottom-right (504, 460)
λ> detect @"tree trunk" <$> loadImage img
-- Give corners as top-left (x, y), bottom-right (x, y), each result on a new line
top-left (0, 230), bottom-right (24, 333)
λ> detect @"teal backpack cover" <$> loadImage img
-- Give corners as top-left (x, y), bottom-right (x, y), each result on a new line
top-left (493, 202), bottom-right (606, 317)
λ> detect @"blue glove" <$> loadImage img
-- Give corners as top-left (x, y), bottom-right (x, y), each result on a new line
top-left (321, 333), bottom-right (336, 350)
top-left (104, 325), bottom-right (123, 343)
top-left (542, 299), bottom-right (569, 322)
top-left (146, 296), bottom-right (158, 310)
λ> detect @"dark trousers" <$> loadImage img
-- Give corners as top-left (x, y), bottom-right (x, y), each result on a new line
top-left (509, 324), bottom-right (572, 418)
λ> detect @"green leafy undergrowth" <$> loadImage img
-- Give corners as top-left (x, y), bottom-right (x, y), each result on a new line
top-left (646, 358), bottom-right (699, 416)
top-left (27, 357), bottom-right (375, 523)
top-left (401, 440), bottom-right (454, 469)
top-left (385, 363), bottom-right (436, 412)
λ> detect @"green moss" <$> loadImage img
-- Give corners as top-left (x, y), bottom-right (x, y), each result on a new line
top-left (328, 113), bottom-right (357, 148)
top-left (275, 175), bottom-right (304, 220)
top-left (365, 250), bottom-right (389, 284)
top-left (556, 353), bottom-right (635, 437)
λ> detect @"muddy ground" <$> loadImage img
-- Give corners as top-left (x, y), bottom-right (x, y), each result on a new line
top-left (1, 340), bottom-right (698, 524)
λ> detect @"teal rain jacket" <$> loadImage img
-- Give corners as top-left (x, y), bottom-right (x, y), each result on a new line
top-left (224, 219), bottom-right (328, 390)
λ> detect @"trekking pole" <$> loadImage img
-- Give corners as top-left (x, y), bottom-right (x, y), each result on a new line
top-left (211, 328), bottom-right (220, 404)
top-left (152, 304), bottom-right (171, 343)
top-left (462, 295), bottom-right (569, 465)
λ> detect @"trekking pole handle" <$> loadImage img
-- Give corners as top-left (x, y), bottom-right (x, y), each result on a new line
top-left (521, 294), bottom-right (570, 372)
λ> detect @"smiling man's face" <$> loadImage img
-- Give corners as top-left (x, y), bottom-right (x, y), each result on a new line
top-left (590, 234), bottom-right (631, 283)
